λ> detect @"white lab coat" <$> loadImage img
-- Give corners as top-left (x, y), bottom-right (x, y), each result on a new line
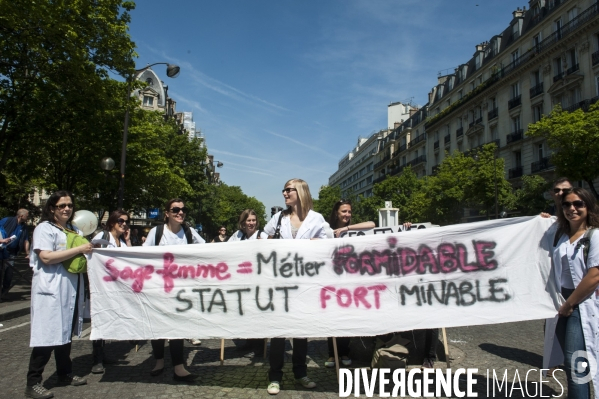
top-left (29, 222), bottom-right (85, 347)
top-left (228, 229), bottom-right (268, 241)
top-left (264, 210), bottom-right (327, 240)
top-left (544, 229), bottom-right (599, 395)
top-left (143, 225), bottom-right (205, 246)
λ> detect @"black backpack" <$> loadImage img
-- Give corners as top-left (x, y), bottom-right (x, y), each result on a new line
top-left (154, 224), bottom-right (193, 245)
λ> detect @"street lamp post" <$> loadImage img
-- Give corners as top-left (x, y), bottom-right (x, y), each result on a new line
top-left (493, 151), bottom-right (499, 219)
top-left (117, 62), bottom-right (181, 210)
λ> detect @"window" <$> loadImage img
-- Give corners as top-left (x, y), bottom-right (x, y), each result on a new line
top-left (146, 78), bottom-right (154, 85)
top-left (554, 56), bottom-right (563, 77)
top-left (511, 115), bottom-right (521, 133)
top-left (476, 75), bottom-right (482, 86)
top-left (568, 7), bottom-right (578, 22)
top-left (596, 75), bottom-right (599, 96)
top-left (512, 49), bottom-right (520, 66)
top-left (532, 33), bottom-right (542, 52)
top-left (532, 103), bottom-right (543, 123)
top-left (457, 118), bottom-right (463, 128)
top-left (475, 54), bottom-right (481, 70)
top-left (536, 143), bottom-right (544, 161)
top-left (567, 48), bottom-right (577, 71)
top-left (514, 151), bottom-right (522, 168)
top-left (458, 90), bottom-right (463, 100)
top-left (531, 69), bottom-right (542, 86)
top-left (511, 82), bottom-right (520, 99)
top-left (491, 125), bottom-right (499, 141)
top-left (143, 96), bottom-right (154, 106)
top-left (490, 97), bottom-right (497, 109)
top-left (402, 156), bottom-right (406, 165)
top-left (469, 81), bottom-right (475, 92)
top-left (555, 18), bottom-right (563, 39)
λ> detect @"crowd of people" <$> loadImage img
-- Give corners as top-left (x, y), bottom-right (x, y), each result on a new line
top-left (3, 176), bottom-right (598, 399)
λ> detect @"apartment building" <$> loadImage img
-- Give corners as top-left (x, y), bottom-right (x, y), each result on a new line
top-left (368, 0), bottom-right (599, 192)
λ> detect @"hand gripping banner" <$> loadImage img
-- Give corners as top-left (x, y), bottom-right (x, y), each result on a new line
top-left (88, 216), bottom-right (560, 340)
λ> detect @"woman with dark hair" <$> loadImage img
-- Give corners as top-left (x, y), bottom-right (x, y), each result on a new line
top-left (324, 199), bottom-right (375, 368)
top-left (546, 187), bottom-right (599, 398)
top-left (211, 225), bottom-right (228, 242)
top-left (229, 209), bottom-right (268, 241)
top-left (263, 178), bottom-right (328, 395)
top-left (89, 210), bottom-right (132, 374)
top-left (143, 198), bottom-right (204, 382)
top-left (24, 191), bottom-right (92, 399)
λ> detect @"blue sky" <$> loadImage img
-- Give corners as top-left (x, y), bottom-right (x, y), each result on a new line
top-left (128, 0), bottom-right (527, 217)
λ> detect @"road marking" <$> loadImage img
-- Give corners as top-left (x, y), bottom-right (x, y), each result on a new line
top-left (0, 321), bottom-right (30, 333)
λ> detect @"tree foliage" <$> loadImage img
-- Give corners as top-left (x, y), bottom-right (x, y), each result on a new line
top-left (527, 103), bottom-right (599, 197)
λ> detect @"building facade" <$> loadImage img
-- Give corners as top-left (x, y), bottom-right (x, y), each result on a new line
top-left (337, 0), bottom-right (599, 200)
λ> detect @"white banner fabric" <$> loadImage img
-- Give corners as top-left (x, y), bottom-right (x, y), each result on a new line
top-left (88, 216), bottom-right (560, 340)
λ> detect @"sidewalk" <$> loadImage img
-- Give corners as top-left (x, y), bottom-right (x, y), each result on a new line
top-left (0, 256), bottom-right (32, 321)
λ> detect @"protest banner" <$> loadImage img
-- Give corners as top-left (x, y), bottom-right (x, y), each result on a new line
top-left (88, 216), bottom-right (560, 340)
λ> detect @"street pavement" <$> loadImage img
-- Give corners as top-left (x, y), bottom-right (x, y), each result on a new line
top-left (0, 257), bottom-right (570, 398)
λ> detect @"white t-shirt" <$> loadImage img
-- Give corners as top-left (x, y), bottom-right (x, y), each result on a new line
top-left (93, 231), bottom-right (127, 248)
top-left (554, 230), bottom-right (599, 289)
top-left (143, 225), bottom-right (205, 246)
top-left (228, 229), bottom-right (268, 241)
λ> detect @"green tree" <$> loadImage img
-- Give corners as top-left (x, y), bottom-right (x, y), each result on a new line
top-left (313, 185), bottom-right (342, 222)
top-left (527, 103), bottom-right (599, 197)
top-left (513, 175), bottom-right (552, 216)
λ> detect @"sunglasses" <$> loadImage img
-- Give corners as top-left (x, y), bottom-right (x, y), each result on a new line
top-left (117, 218), bottom-right (129, 225)
top-left (282, 187), bottom-right (297, 194)
top-left (54, 203), bottom-right (74, 210)
top-left (170, 207), bottom-right (188, 214)
top-left (554, 188), bottom-right (572, 194)
top-left (562, 200), bottom-right (586, 209)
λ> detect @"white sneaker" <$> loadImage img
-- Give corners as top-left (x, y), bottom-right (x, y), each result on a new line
top-left (189, 339), bottom-right (202, 345)
top-left (341, 356), bottom-right (352, 366)
top-left (267, 381), bottom-right (280, 395)
top-left (296, 376), bottom-right (316, 389)
top-left (324, 359), bottom-right (335, 368)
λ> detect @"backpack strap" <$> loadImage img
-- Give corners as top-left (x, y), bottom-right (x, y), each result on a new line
top-left (257, 229), bottom-right (263, 239)
top-left (183, 224), bottom-right (193, 244)
top-left (553, 227), bottom-right (563, 247)
top-left (272, 212), bottom-right (284, 239)
top-left (583, 228), bottom-right (595, 267)
top-left (155, 224), bottom-right (164, 246)
top-left (101, 231), bottom-right (110, 248)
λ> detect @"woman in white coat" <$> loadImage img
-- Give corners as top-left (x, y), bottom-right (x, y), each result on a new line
top-left (143, 198), bottom-right (204, 383)
top-left (90, 210), bottom-right (132, 374)
top-left (25, 191), bottom-right (93, 399)
top-left (547, 187), bottom-right (599, 398)
top-left (263, 178), bottom-right (327, 395)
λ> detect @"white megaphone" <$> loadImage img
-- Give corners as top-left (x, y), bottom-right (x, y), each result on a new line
top-left (72, 210), bottom-right (99, 236)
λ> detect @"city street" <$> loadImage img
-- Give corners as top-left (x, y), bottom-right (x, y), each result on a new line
top-left (0, 259), bottom-right (569, 398)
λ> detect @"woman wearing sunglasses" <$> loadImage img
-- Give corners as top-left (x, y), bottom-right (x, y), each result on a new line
top-left (546, 187), bottom-right (599, 398)
top-left (263, 178), bottom-right (328, 395)
top-left (143, 198), bottom-right (205, 382)
top-left (89, 210), bottom-right (132, 374)
top-left (25, 191), bottom-right (92, 399)
top-left (211, 226), bottom-right (229, 243)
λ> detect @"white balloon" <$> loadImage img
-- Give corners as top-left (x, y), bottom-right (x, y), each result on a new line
top-left (72, 210), bottom-right (98, 236)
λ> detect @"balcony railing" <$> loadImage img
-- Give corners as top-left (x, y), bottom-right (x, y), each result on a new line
top-left (407, 155), bottom-right (427, 167)
top-left (562, 96), bottom-right (599, 113)
top-left (488, 108), bottom-right (498, 120)
top-left (393, 143), bottom-right (407, 157)
top-left (506, 129), bottom-right (524, 144)
top-left (373, 175), bottom-right (387, 184)
top-left (409, 134), bottom-right (426, 148)
top-left (456, 127), bottom-right (464, 137)
top-left (488, 139), bottom-right (500, 148)
top-left (531, 156), bottom-right (553, 173)
top-left (509, 166), bottom-right (523, 179)
top-left (444, 135), bottom-right (451, 144)
top-left (508, 95), bottom-right (522, 109)
top-left (593, 50), bottom-right (599, 66)
top-left (553, 72), bottom-right (564, 82)
top-left (529, 82), bottom-right (544, 99)
top-left (374, 155), bottom-right (391, 169)
top-left (475, 117), bottom-right (483, 124)
top-left (566, 63), bottom-right (580, 75)
top-left (434, 140), bottom-right (440, 150)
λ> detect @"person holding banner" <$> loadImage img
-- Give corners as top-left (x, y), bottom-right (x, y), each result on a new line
top-left (547, 187), bottom-right (599, 398)
top-left (263, 179), bottom-right (327, 395)
top-left (324, 199), bottom-right (375, 368)
top-left (143, 198), bottom-right (204, 383)
top-left (25, 191), bottom-right (92, 399)
top-left (89, 210), bottom-right (132, 374)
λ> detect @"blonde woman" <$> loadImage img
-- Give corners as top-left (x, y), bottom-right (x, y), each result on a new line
top-left (263, 179), bottom-right (327, 395)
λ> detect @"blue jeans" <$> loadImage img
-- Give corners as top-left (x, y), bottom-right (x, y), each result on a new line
top-left (556, 288), bottom-right (591, 399)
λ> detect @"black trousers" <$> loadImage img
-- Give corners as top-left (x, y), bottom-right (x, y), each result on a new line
top-left (268, 338), bottom-right (307, 381)
top-left (26, 277), bottom-right (80, 386)
top-left (151, 339), bottom-right (184, 366)
top-left (424, 328), bottom-right (439, 360)
top-left (327, 337), bottom-right (350, 358)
